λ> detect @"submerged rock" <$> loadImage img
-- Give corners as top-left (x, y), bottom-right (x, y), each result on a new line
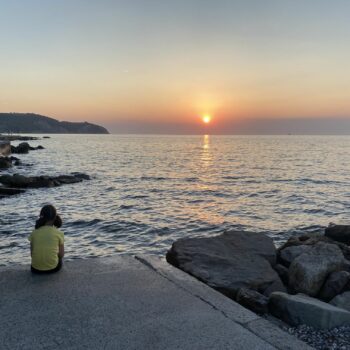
top-left (166, 230), bottom-right (282, 298)
top-left (269, 292), bottom-right (350, 329)
top-left (0, 187), bottom-right (25, 196)
top-left (0, 173), bottom-right (89, 189)
top-left (288, 242), bottom-right (345, 296)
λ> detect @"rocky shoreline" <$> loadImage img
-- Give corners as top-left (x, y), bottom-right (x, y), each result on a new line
top-left (167, 227), bottom-right (350, 349)
top-left (0, 136), bottom-right (90, 199)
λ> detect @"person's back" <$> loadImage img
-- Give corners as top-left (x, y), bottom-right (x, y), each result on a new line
top-left (29, 204), bottom-right (64, 274)
top-left (29, 225), bottom-right (64, 271)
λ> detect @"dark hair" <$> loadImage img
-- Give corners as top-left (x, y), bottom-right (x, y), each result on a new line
top-left (54, 215), bottom-right (62, 228)
top-left (35, 205), bottom-right (57, 229)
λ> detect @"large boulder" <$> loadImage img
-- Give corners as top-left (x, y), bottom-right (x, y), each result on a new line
top-left (236, 288), bottom-right (269, 314)
top-left (319, 271), bottom-right (350, 302)
top-left (278, 245), bottom-right (312, 267)
top-left (11, 142), bottom-right (44, 154)
top-left (325, 225), bottom-right (350, 245)
top-left (280, 232), bottom-right (350, 262)
top-left (279, 233), bottom-right (329, 250)
top-left (166, 231), bottom-right (282, 298)
top-left (11, 142), bottom-right (30, 154)
top-left (269, 292), bottom-right (350, 329)
top-left (288, 242), bottom-right (345, 296)
top-left (330, 291), bottom-right (350, 312)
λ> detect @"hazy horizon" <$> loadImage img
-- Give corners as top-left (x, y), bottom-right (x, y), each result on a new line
top-left (1, 0), bottom-right (350, 134)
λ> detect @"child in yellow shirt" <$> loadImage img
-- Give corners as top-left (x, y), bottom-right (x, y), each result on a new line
top-left (29, 205), bottom-right (64, 274)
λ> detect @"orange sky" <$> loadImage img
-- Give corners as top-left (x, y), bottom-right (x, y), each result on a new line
top-left (1, 1), bottom-right (350, 133)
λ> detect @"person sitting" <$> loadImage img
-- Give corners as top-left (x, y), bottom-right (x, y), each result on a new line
top-left (29, 204), bottom-right (64, 274)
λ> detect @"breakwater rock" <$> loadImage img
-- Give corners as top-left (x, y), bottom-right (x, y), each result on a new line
top-left (0, 173), bottom-right (90, 188)
top-left (166, 230), bottom-right (285, 300)
top-left (0, 173), bottom-right (90, 199)
top-left (167, 225), bottom-right (350, 332)
top-left (11, 142), bottom-right (44, 154)
top-left (0, 156), bottom-right (21, 169)
top-left (0, 134), bottom-right (40, 141)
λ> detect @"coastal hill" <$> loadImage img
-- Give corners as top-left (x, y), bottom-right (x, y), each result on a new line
top-left (0, 113), bottom-right (109, 134)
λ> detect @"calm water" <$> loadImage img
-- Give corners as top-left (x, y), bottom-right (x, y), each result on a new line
top-left (1, 134), bottom-right (350, 266)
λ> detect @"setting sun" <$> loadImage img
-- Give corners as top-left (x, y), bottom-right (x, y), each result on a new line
top-left (202, 115), bottom-right (211, 124)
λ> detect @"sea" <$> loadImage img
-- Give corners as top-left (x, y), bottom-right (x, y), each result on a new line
top-left (1, 134), bottom-right (350, 266)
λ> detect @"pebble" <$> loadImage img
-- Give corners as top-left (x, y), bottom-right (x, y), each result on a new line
top-left (284, 324), bottom-right (350, 350)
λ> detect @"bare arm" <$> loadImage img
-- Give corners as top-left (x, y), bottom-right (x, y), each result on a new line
top-left (58, 244), bottom-right (64, 258)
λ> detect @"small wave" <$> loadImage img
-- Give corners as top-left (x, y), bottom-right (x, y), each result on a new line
top-left (297, 178), bottom-right (343, 185)
top-left (222, 176), bottom-right (242, 180)
top-left (141, 176), bottom-right (168, 181)
top-left (187, 199), bottom-right (207, 204)
top-left (119, 204), bottom-right (134, 210)
top-left (184, 177), bottom-right (198, 182)
top-left (122, 194), bottom-right (149, 199)
top-left (0, 242), bottom-right (19, 249)
top-left (70, 218), bottom-right (102, 227)
top-left (303, 208), bottom-right (334, 215)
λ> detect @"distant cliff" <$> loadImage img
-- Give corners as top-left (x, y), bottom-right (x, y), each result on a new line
top-left (0, 113), bottom-right (109, 134)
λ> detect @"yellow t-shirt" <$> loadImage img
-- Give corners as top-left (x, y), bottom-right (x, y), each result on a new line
top-left (28, 226), bottom-right (64, 271)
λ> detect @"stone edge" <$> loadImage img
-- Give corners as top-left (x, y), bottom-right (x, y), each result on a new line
top-left (135, 254), bottom-right (313, 350)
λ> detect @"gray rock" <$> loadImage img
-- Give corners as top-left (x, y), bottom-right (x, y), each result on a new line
top-left (330, 291), bottom-right (350, 312)
top-left (279, 234), bottom-right (329, 251)
top-left (319, 271), bottom-right (350, 302)
top-left (325, 225), bottom-right (350, 245)
top-left (0, 173), bottom-right (89, 189)
top-left (279, 245), bottom-right (312, 267)
top-left (11, 142), bottom-right (44, 154)
top-left (263, 279), bottom-right (287, 296)
top-left (11, 142), bottom-right (30, 154)
top-left (0, 187), bottom-right (25, 196)
top-left (274, 264), bottom-right (289, 285)
top-left (280, 231), bottom-right (350, 262)
top-left (289, 242), bottom-right (345, 296)
top-left (236, 288), bottom-right (269, 314)
top-left (166, 230), bottom-right (281, 298)
top-left (269, 292), bottom-right (350, 329)
top-left (0, 157), bottom-right (12, 169)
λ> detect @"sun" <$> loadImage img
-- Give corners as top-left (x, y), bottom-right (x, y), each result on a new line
top-left (202, 115), bottom-right (211, 124)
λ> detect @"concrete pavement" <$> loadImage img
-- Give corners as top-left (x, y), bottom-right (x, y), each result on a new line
top-left (0, 255), bottom-right (312, 350)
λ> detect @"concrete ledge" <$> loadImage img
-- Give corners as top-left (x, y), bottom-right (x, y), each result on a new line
top-left (0, 256), bottom-right (312, 349)
top-left (136, 255), bottom-right (313, 350)
top-left (136, 254), bottom-right (260, 325)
